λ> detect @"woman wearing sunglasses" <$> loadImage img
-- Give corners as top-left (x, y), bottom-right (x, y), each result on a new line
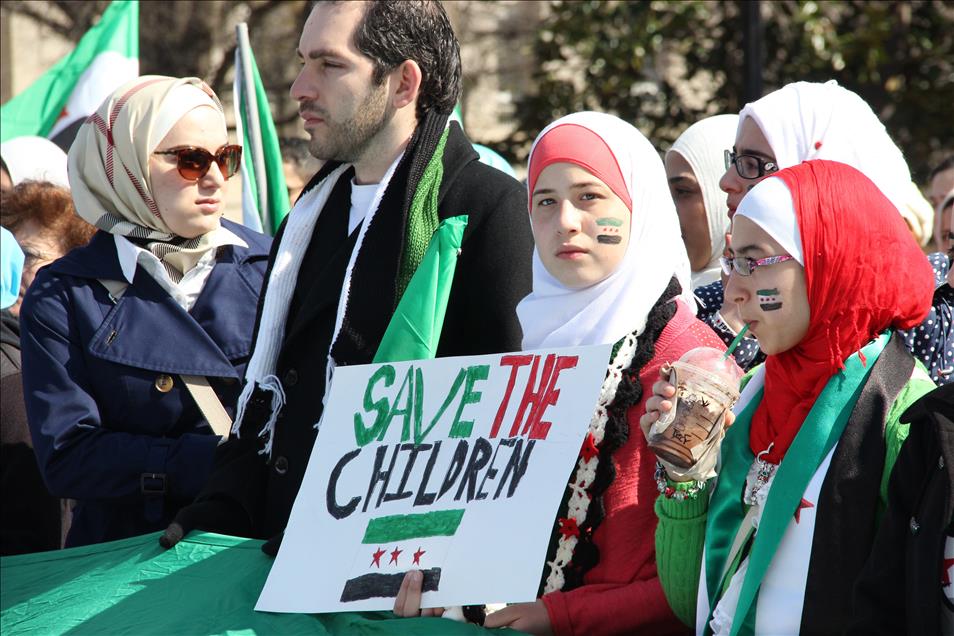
top-left (19, 76), bottom-right (270, 547)
top-left (641, 160), bottom-right (936, 634)
top-left (696, 81), bottom-right (951, 386)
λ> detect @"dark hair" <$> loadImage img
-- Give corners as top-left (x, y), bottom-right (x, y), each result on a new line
top-left (0, 180), bottom-right (95, 253)
top-left (279, 137), bottom-right (313, 167)
top-left (930, 155), bottom-right (954, 181)
top-left (335, 0), bottom-right (462, 119)
top-left (278, 136), bottom-right (322, 178)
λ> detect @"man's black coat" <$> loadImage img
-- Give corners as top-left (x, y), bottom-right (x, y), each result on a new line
top-left (186, 122), bottom-right (534, 539)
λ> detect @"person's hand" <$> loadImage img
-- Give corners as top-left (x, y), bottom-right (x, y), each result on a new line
top-left (158, 499), bottom-right (249, 549)
top-left (638, 364), bottom-right (676, 440)
top-left (483, 600), bottom-right (552, 635)
top-left (393, 571), bottom-right (445, 618)
top-left (261, 530), bottom-right (283, 557)
top-left (639, 365), bottom-right (735, 484)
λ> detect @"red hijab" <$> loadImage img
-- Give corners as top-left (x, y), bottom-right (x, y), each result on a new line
top-left (747, 160), bottom-right (934, 463)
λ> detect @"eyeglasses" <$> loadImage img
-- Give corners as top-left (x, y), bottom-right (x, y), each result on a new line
top-left (720, 254), bottom-right (794, 276)
top-left (153, 145), bottom-right (242, 181)
top-left (724, 149), bottom-right (779, 180)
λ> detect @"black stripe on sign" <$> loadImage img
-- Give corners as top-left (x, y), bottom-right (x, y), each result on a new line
top-left (339, 568), bottom-right (442, 602)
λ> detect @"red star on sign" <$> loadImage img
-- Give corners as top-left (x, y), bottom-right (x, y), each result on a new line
top-left (794, 498), bottom-right (815, 524)
top-left (370, 547), bottom-right (386, 568)
top-left (580, 433), bottom-right (599, 462)
top-left (942, 558), bottom-right (954, 586)
top-left (413, 547), bottom-right (426, 566)
top-left (389, 547), bottom-right (403, 565)
top-left (558, 517), bottom-right (580, 539)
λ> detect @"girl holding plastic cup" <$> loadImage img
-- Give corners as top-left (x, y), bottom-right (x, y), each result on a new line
top-left (641, 159), bottom-right (936, 634)
top-left (395, 112), bottom-right (725, 635)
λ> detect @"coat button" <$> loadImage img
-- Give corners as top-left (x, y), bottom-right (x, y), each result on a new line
top-left (940, 456), bottom-right (946, 470)
top-left (155, 374), bottom-right (174, 393)
top-left (274, 456), bottom-right (289, 475)
top-left (284, 369), bottom-right (299, 387)
top-left (909, 517), bottom-right (920, 535)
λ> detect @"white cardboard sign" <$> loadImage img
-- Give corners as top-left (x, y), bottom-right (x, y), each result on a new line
top-left (256, 345), bottom-right (611, 613)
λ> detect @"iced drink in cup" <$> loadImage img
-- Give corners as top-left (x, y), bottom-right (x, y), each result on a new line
top-left (647, 347), bottom-right (744, 471)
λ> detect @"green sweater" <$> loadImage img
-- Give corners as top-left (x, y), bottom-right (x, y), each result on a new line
top-left (654, 362), bottom-right (935, 628)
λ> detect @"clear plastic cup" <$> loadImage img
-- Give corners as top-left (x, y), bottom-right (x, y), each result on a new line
top-left (646, 347), bottom-right (744, 470)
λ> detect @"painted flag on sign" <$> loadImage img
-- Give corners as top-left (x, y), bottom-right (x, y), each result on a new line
top-left (233, 23), bottom-right (288, 235)
top-left (339, 509), bottom-right (465, 602)
top-left (0, 0), bottom-right (138, 150)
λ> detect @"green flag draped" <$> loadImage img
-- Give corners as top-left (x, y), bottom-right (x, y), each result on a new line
top-left (0, 0), bottom-right (139, 143)
top-left (1, 532), bottom-right (520, 635)
top-left (703, 333), bottom-right (890, 636)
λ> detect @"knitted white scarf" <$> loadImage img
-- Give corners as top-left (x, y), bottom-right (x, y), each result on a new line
top-left (231, 153), bottom-right (404, 455)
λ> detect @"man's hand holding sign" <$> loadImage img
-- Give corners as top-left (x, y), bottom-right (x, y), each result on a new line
top-left (255, 345), bottom-right (609, 614)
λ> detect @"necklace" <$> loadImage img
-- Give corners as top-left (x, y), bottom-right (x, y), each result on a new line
top-left (743, 443), bottom-right (778, 507)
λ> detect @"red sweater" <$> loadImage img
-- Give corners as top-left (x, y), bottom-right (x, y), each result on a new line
top-left (541, 301), bottom-right (725, 636)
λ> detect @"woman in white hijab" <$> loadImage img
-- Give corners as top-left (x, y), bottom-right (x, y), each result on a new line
top-left (0, 135), bottom-right (70, 191)
top-left (395, 112), bottom-right (724, 633)
top-left (711, 80), bottom-right (950, 382)
top-left (665, 114), bottom-right (738, 289)
top-left (404, 111), bottom-right (727, 635)
top-left (18, 76), bottom-right (271, 547)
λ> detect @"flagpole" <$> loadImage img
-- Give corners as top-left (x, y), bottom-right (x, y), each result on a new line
top-left (236, 23), bottom-right (271, 232)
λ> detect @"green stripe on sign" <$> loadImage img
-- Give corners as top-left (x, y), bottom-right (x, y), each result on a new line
top-left (362, 510), bottom-right (465, 544)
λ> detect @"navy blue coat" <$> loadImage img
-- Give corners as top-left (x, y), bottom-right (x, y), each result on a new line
top-left (19, 220), bottom-right (270, 547)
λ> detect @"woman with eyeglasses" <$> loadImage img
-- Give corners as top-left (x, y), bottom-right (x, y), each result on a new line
top-left (640, 160), bottom-right (935, 634)
top-left (694, 80), bottom-right (952, 385)
top-left (18, 76), bottom-right (270, 547)
top-left (664, 115), bottom-right (765, 373)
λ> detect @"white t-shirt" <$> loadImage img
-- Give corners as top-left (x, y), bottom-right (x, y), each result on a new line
top-left (349, 179), bottom-right (379, 236)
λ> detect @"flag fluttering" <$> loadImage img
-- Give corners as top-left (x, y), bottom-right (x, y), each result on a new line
top-left (233, 23), bottom-right (288, 235)
top-left (0, 0), bottom-right (139, 151)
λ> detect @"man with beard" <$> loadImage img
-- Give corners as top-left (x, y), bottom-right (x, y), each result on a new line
top-left (160, 0), bottom-right (532, 548)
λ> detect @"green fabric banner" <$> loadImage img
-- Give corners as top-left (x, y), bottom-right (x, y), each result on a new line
top-left (1, 531), bottom-right (519, 635)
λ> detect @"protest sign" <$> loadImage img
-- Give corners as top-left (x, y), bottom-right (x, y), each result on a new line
top-left (256, 345), bottom-right (611, 613)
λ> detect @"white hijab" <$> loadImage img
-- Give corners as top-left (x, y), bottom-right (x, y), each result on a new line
top-left (517, 112), bottom-right (693, 349)
top-left (738, 80), bottom-right (912, 216)
top-left (667, 114), bottom-right (738, 288)
top-left (0, 136), bottom-right (70, 189)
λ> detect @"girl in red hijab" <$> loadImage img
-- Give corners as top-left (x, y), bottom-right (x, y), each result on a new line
top-left (643, 159), bottom-right (935, 634)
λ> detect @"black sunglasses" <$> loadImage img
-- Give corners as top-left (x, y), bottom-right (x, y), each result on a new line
top-left (724, 149), bottom-right (779, 180)
top-left (154, 145), bottom-right (242, 181)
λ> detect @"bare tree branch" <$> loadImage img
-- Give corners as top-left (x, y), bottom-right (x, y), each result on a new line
top-left (3, 1), bottom-right (72, 38)
top-left (207, 0), bottom-right (286, 99)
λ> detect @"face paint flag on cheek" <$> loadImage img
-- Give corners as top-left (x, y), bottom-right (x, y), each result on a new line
top-left (596, 217), bottom-right (623, 244)
top-left (758, 288), bottom-right (782, 311)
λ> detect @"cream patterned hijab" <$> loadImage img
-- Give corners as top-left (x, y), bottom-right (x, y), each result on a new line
top-left (68, 75), bottom-right (237, 280)
top-left (667, 114), bottom-right (739, 288)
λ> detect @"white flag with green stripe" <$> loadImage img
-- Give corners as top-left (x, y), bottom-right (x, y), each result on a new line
top-left (232, 23), bottom-right (288, 235)
top-left (0, 0), bottom-right (138, 148)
